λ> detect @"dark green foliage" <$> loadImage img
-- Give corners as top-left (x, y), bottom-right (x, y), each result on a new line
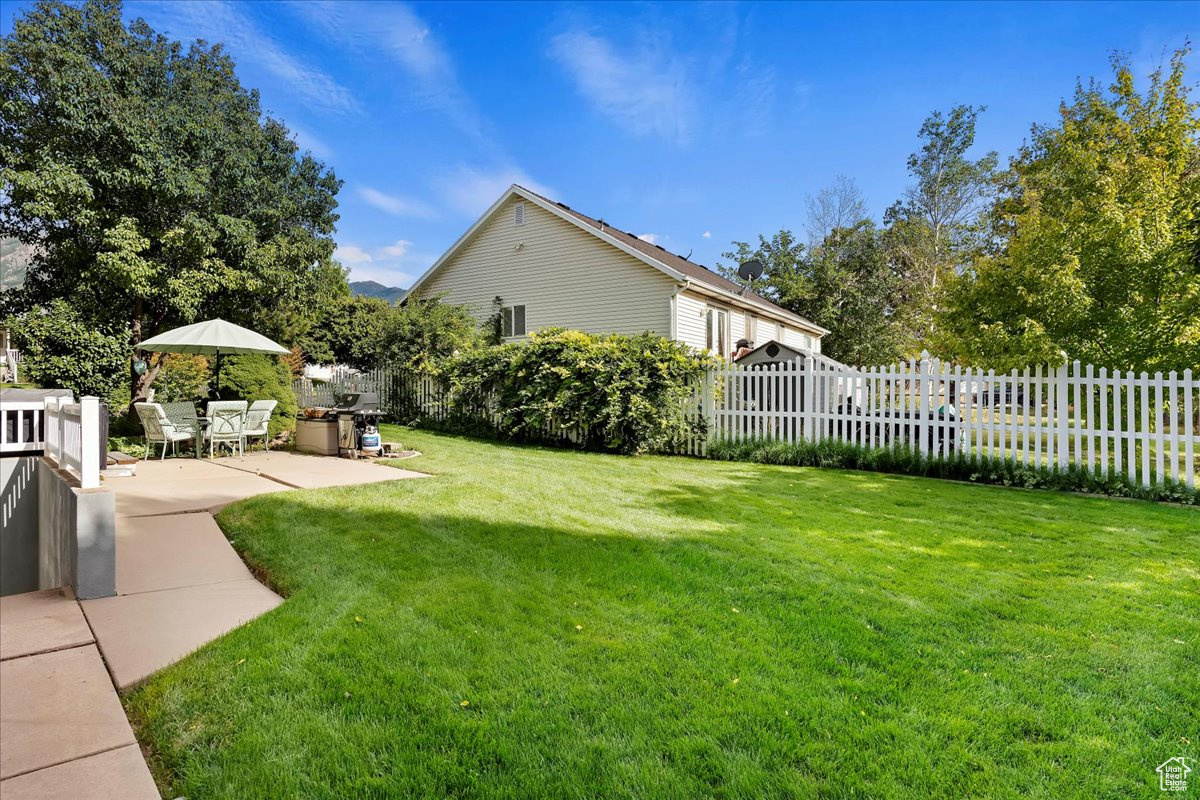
top-left (296, 295), bottom-right (391, 369)
top-left (442, 329), bottom-right (712, 454)
top-left (0, 0), bottom-right (344, 403)
top-left (298, 295), bottom-right (478, 371)
top-left (385, 296), bottom-right (480, 370)
top-left (6, 300), bottom-right (129, 404)
top-left (718, 225), bottom-right (909, 365)
top-left (217, 354), bottom-right (296, 437)
top-left (707, 437), bottom-right (1196, 504)
top-left (152, 354), bottom-right (211, 403)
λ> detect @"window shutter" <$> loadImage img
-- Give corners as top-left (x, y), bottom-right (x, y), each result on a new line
top-left (514, 202), bottom-right (525, 226)
top-left (513, 305), bottom-right (526, 336)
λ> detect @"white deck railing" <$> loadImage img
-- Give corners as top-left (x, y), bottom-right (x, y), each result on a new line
top-left (1, 400), bottom-right (45, 454)
top-left (42, 396), bottom-right (101, 489)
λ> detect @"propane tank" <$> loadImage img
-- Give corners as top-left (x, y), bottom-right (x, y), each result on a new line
top-left (360, 425), bottom-right (382, 455)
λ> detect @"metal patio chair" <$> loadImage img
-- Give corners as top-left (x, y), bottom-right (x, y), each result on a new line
top-left (133, 402), bottom-right (196, 460)
top-left (205, 400), bottom-right (248, 458)
top-left (243, 399), bottom-right (278, 452)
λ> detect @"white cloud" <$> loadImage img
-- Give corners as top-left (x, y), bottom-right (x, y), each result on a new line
top-left (380, 240), bottom-right (412, 258)
top-left (336, 240), bottom-right (436, 288)
top-left (291, 1), bottom-right (481, 138)
top-left (548, 29), bottom-right (695, 144)
top-left (335, 244), bottom-right (373, 265)
top-left (637, 233), bottom-right (659, 244)
top-left (357, 187), bottom-right (436, 218)
top-left (132, 1), bottom-right (360, 115)
top-left (702, 231), bottom-right (712, 239)
top-left (434, 166), bottom-right (557, 218)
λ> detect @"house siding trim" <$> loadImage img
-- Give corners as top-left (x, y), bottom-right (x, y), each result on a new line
top-left (404, 185), bottom-right (829, 339)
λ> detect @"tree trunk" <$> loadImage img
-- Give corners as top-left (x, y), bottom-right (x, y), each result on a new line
top-left (127, 298), bottom-right (160, 417)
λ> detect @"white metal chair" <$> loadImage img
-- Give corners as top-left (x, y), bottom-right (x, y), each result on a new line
top-left (205, 400), bottom-right (248, 458)
top-left (243, 399), bottom-right (278, 452)
top-left (134, 402), bottom-right (195, 460)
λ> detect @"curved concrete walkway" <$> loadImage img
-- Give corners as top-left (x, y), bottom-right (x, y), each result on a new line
top-left (1, 452), bottom-right (428, 799)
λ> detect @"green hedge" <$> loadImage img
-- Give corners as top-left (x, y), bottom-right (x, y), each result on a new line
top-left (707, 437), bottom-right (1197, 505)
top-left (442, 329), bottom-right (713, 455)
top-left (218, 354), bottom-right (297, 438)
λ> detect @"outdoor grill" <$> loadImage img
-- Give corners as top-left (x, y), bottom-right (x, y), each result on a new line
top-left (331, 392), bottom-right (385, 455)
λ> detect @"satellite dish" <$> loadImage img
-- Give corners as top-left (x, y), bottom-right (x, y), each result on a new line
top-left (738, 259), bottom-right (764, 282)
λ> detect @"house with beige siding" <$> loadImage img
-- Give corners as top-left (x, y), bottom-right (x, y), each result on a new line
top-left (404, 185), bottom-right (827, 357)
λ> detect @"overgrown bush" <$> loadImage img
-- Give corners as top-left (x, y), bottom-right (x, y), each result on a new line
top-left (442, 329), bottom-right (713, 454)
top-left (707, 437), bottom-right (1197, 504)
top-left (5, 300), bottom-right (129, 405)
top-left (152, 354), bottom-right (211, 402)
top-left (218, 354), bottom-right (297, 438)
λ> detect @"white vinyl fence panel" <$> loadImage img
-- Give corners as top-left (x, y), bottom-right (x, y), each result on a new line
top-left (294, 355), bottom-right (1198, 489)
top-left (691, 353), bottom-right (1196, 489)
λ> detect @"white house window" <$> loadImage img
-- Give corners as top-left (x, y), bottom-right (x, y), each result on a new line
top-left (502, 304), bottom-right (526, 337)
top-left (705, 308), bottom-right (729, 356)
top-left (514, 202), bottom-right (525, 226)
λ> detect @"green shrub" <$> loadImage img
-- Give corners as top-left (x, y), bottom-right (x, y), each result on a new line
top-left (440, 329), bottom-right (713, 454)
top-left (152, 354), bottom-right (211, 402)
top-left (706, 437), bottom-right (1197, 504)
top-left (6, 300), bottom-right (129, 405)
top-left (218, 354), bottom-right (297, 438)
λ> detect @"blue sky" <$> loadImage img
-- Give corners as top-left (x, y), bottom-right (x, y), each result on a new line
top-left (3, 1), bottom-right (1194, 287)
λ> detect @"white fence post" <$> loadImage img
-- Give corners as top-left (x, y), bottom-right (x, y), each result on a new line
top-left (916, 351), bottom-right (930, 457)
top-left (79, 396), bottom-right (100, 489)
top-left (802, 353), bottom-right (815, 442)
top-left (1055, 360), bottom-right (1069, 470)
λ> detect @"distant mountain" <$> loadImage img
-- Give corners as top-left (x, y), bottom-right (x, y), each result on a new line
top-left (1, 237), bottom-right (36, 291)
top-left (349, 280), bottom-right (406, 304)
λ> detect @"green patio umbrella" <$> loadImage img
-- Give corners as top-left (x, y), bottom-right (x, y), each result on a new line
top-left (138, 318), bottom-right (289, 397)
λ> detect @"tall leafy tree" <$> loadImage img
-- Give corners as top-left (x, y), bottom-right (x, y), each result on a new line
top-left (936, 48), bottom-right (1200, 372)
top-left (886, 105), bottom-right (999, 341)
top-left (804, 222), bottom-right (909, 365)
top-left (718, 225), bottom-right (907, 365)
top-left (717, 229), bottom-right (808, 303)
top-left (0, 0), bottom-right (344, 402)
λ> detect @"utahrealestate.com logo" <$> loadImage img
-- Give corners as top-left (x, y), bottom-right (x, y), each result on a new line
top-left (1158, 757), bottom-right (1191, 792)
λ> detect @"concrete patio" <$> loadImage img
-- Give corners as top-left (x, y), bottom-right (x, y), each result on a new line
top-left (1, 450), bottom-right (429, 798)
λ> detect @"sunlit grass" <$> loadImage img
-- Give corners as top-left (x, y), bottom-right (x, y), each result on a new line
top-left (125, 426), bottom-right (1198, 799)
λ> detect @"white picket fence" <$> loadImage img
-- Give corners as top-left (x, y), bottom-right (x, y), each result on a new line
top-left (693, 353), bottom-right (1197, 489)
top-left (293, 355), bottom-right (1198, 489)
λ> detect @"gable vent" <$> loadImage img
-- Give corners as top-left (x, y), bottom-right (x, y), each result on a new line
top-left (514, 202), bottom-right (525, 226)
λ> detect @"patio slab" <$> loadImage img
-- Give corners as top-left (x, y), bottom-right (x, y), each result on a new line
top-left (81, 578), bottom-right (282, 688)
top-left (0, 588), bottom-right (92, 661)
top-left (111, 469), bottom-right (288, 518)
top-left (218, 450), bottom-right (430, 489)
top-left (0, 745), bottom-right (158, 800)
top-left (116, 512), bottom-right (254, 595)
top-left (0, 646), bottom-right (136, 780)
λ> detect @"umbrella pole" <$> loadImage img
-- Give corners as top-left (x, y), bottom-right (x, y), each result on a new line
top-left (215, 349), bottom-right (221, 400)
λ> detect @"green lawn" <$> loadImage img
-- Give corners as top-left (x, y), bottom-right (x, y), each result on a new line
top-left (126, 426), bottom-right (1198, 799)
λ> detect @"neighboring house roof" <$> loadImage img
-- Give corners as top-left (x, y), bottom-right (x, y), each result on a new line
top-left (404, 185), bottom-right (829, 336)
top-left (733, 339), bottom-right (809, 363)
